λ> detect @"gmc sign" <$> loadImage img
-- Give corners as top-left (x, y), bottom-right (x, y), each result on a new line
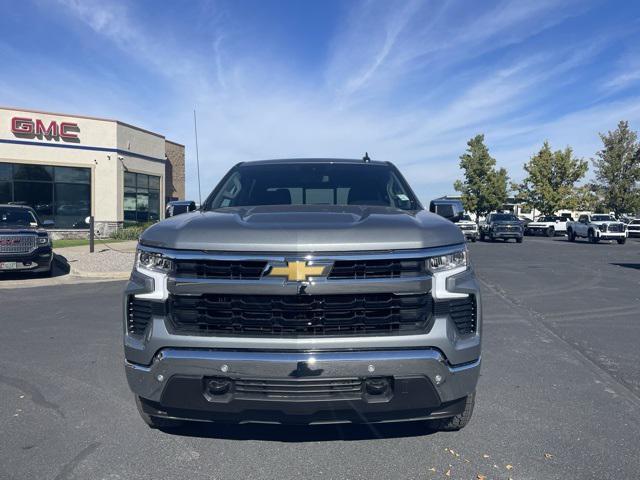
top-left (11, 117), bottom-right (80, 142)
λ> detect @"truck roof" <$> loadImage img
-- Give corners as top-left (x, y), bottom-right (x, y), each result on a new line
top-left (238, 158), bottom-right (390, 166)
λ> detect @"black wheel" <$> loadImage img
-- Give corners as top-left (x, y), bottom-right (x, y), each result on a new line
top-left (546, 226), bottom-right (555, 237)
top-left (135, 396), bottom-right (183, 429)
top-left (567, 229), bottom-right (575, 242)
top-left (516, 236), bottom-right (523, 243)
top-left (617, 238), bottom-right (626, 245)
top-left (471, 237), bottom-right (476, 242)
top-left (588, 230), bottom-right (599, 244)
top-left (479, 231), bottom-right (485, 242)
top-left (489, 233), bottom-right (495, 242)
top-left (431, 392), bottom-right (475, 432)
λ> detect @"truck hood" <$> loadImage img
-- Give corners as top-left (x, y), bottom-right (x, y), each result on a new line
top-left (140, 205), bottom-right (465, 252)
top-left (528, 221), bottom-right (565, 227)
top-left (0, 225), bottom-right (43, 234)
top-left (591, 221), bottom-right (622, 226)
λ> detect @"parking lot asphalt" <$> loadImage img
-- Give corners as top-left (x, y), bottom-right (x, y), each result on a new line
top-left (1, 236), bottom-right (639, 480)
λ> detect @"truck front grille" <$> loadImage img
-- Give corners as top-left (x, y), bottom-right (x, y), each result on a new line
top-left (328, 259), bottom-right (425, 279)
top-left (233, 377), bottom-right (363, 400)
top-left (0, 235), bottom-right (36, 254)
top-left (168, 293), bottom-right (434, 337)
top-left (495, 225), bottom-right (520, 232)
top-left (607, 224), bottom-right (623, 232)
top-left (175, 260), bottom-right (267, 280)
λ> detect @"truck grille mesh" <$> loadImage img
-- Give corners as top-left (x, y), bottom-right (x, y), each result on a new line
top-left (175, 260), bottom-right (267, 280)
top-left (233, 377), bottom-right (364, 400)
top-left (172, 258), bottom-right (427, 280)
top-left (328, 259), bottom-right (425, 279)
top-left (168, 293), bottom-right (434, 337)
top-left (0, 235), bottom-right (36, 254)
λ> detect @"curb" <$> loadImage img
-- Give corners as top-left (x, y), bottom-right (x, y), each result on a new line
top-left (53, 253), bottom-right (131, 280)
top-left (70, 269), bottom-right (131, 279)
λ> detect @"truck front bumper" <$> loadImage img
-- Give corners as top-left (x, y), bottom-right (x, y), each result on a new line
top-left (597, 232), bottom-right (627, 240)
top-left (126, 348), bottom-right (480, 424)
top-left (0, 247), bottom-right (53, 273)
top-left (491, 231), bottom-right (522, 239)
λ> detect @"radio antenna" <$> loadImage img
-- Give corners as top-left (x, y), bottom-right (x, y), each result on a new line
top-left (193, 109), bottom-right (202, 207)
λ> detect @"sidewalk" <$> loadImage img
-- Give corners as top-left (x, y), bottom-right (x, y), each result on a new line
top-left (55, 240), bottom-right (138, 279)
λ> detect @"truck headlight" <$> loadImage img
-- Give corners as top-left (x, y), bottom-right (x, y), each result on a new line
top-left (37, 235), bottom-right (50, 246)
top-left (598, 224), bottom-right (607, 232)
top-left (427, 248), bottom-right (468, 272)
top-left (136, 249), bottom-right (173, 273)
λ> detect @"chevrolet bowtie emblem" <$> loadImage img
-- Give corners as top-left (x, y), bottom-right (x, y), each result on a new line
top-left (268, 261), bottom-right (328, 282)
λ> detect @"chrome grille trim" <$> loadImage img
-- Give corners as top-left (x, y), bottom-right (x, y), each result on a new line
top-left (0, 234), bottom-right (37, 254)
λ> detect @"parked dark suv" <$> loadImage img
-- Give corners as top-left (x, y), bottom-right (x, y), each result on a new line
top-left (0, 205), bottom-right (54, 276)
top-left (480, 212), bottom-right (524, 243)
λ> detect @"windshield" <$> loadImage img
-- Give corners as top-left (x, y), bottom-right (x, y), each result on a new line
top-left (592, 215), bottom-right (615, 222)
top-left (492, 213), bottom-right (518, 222)
top-left (205, 163), bottom-right (419, 211)
top-left (460, 215), bottom-right (472, 221)
top-left (0, 207), bottom-right (39, 227)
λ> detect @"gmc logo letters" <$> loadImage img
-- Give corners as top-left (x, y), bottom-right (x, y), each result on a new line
top-left (11, 117), bottom-right (80, 142)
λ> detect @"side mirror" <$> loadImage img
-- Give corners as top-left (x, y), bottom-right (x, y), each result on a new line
top-left (439, 205), bottom-right (464, 223)
top-left (42, 220), bottom-right (55, 228)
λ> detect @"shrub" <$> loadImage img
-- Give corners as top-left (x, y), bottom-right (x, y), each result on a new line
top-left (111, 222), bottom-right (155, 241)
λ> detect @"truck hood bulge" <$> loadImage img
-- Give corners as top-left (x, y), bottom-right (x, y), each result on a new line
top-left (140, 205), bottom-right (465, 252)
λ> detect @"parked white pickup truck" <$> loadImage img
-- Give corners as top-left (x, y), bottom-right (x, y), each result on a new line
top-left (566, 214), bottom-right (628, 244)
top-left (525, 215), bottom-right (570, 237)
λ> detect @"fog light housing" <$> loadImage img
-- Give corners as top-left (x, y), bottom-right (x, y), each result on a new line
top-left (206, 377), bottom-right (232, 395)
top-left (365, 378), bottom-right (389, 395)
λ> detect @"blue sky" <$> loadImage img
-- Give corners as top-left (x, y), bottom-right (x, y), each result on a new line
top-left (1, 0), bottom-right (640, 202)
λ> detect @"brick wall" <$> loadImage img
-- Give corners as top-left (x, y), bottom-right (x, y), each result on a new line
top-left (165, 140), bottom-right (185, 201)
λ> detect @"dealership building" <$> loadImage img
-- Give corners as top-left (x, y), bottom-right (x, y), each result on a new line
top-left (0, 106), bottom-right (184, 237)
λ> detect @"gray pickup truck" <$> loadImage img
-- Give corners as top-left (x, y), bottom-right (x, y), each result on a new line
top-left (124, 159), bottom-right (482, 431)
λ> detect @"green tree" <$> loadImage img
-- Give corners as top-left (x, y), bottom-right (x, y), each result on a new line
top-left (569, 184), bottom-right (601, 212)
top-left (512, 141), bottom-right (588, 215)
top-left (592, 121), bottom-right (640, 216)
top-left (454, 134), bottom-right (508, 222)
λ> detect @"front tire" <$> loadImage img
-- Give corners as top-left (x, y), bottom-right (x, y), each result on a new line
top-left (567, 229), bottom-right (576, 242)
top-left (135, 396), bottom-right (183, 429)
top-left (617, 238), bottom-right (626, 245)
top-left (516, 236), bottom-right (523, 243)
top-left (479, 231), bottom-right (485, 242)
top-left (431, 392), bottom-right (475, 431)
top-left (546, 226), bottom-right (555, 237)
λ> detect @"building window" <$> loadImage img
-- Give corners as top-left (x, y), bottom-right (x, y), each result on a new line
top-left (124, 172), bottom-right (161, 223)
top-left (0, 162), bottom-right (91, 228)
